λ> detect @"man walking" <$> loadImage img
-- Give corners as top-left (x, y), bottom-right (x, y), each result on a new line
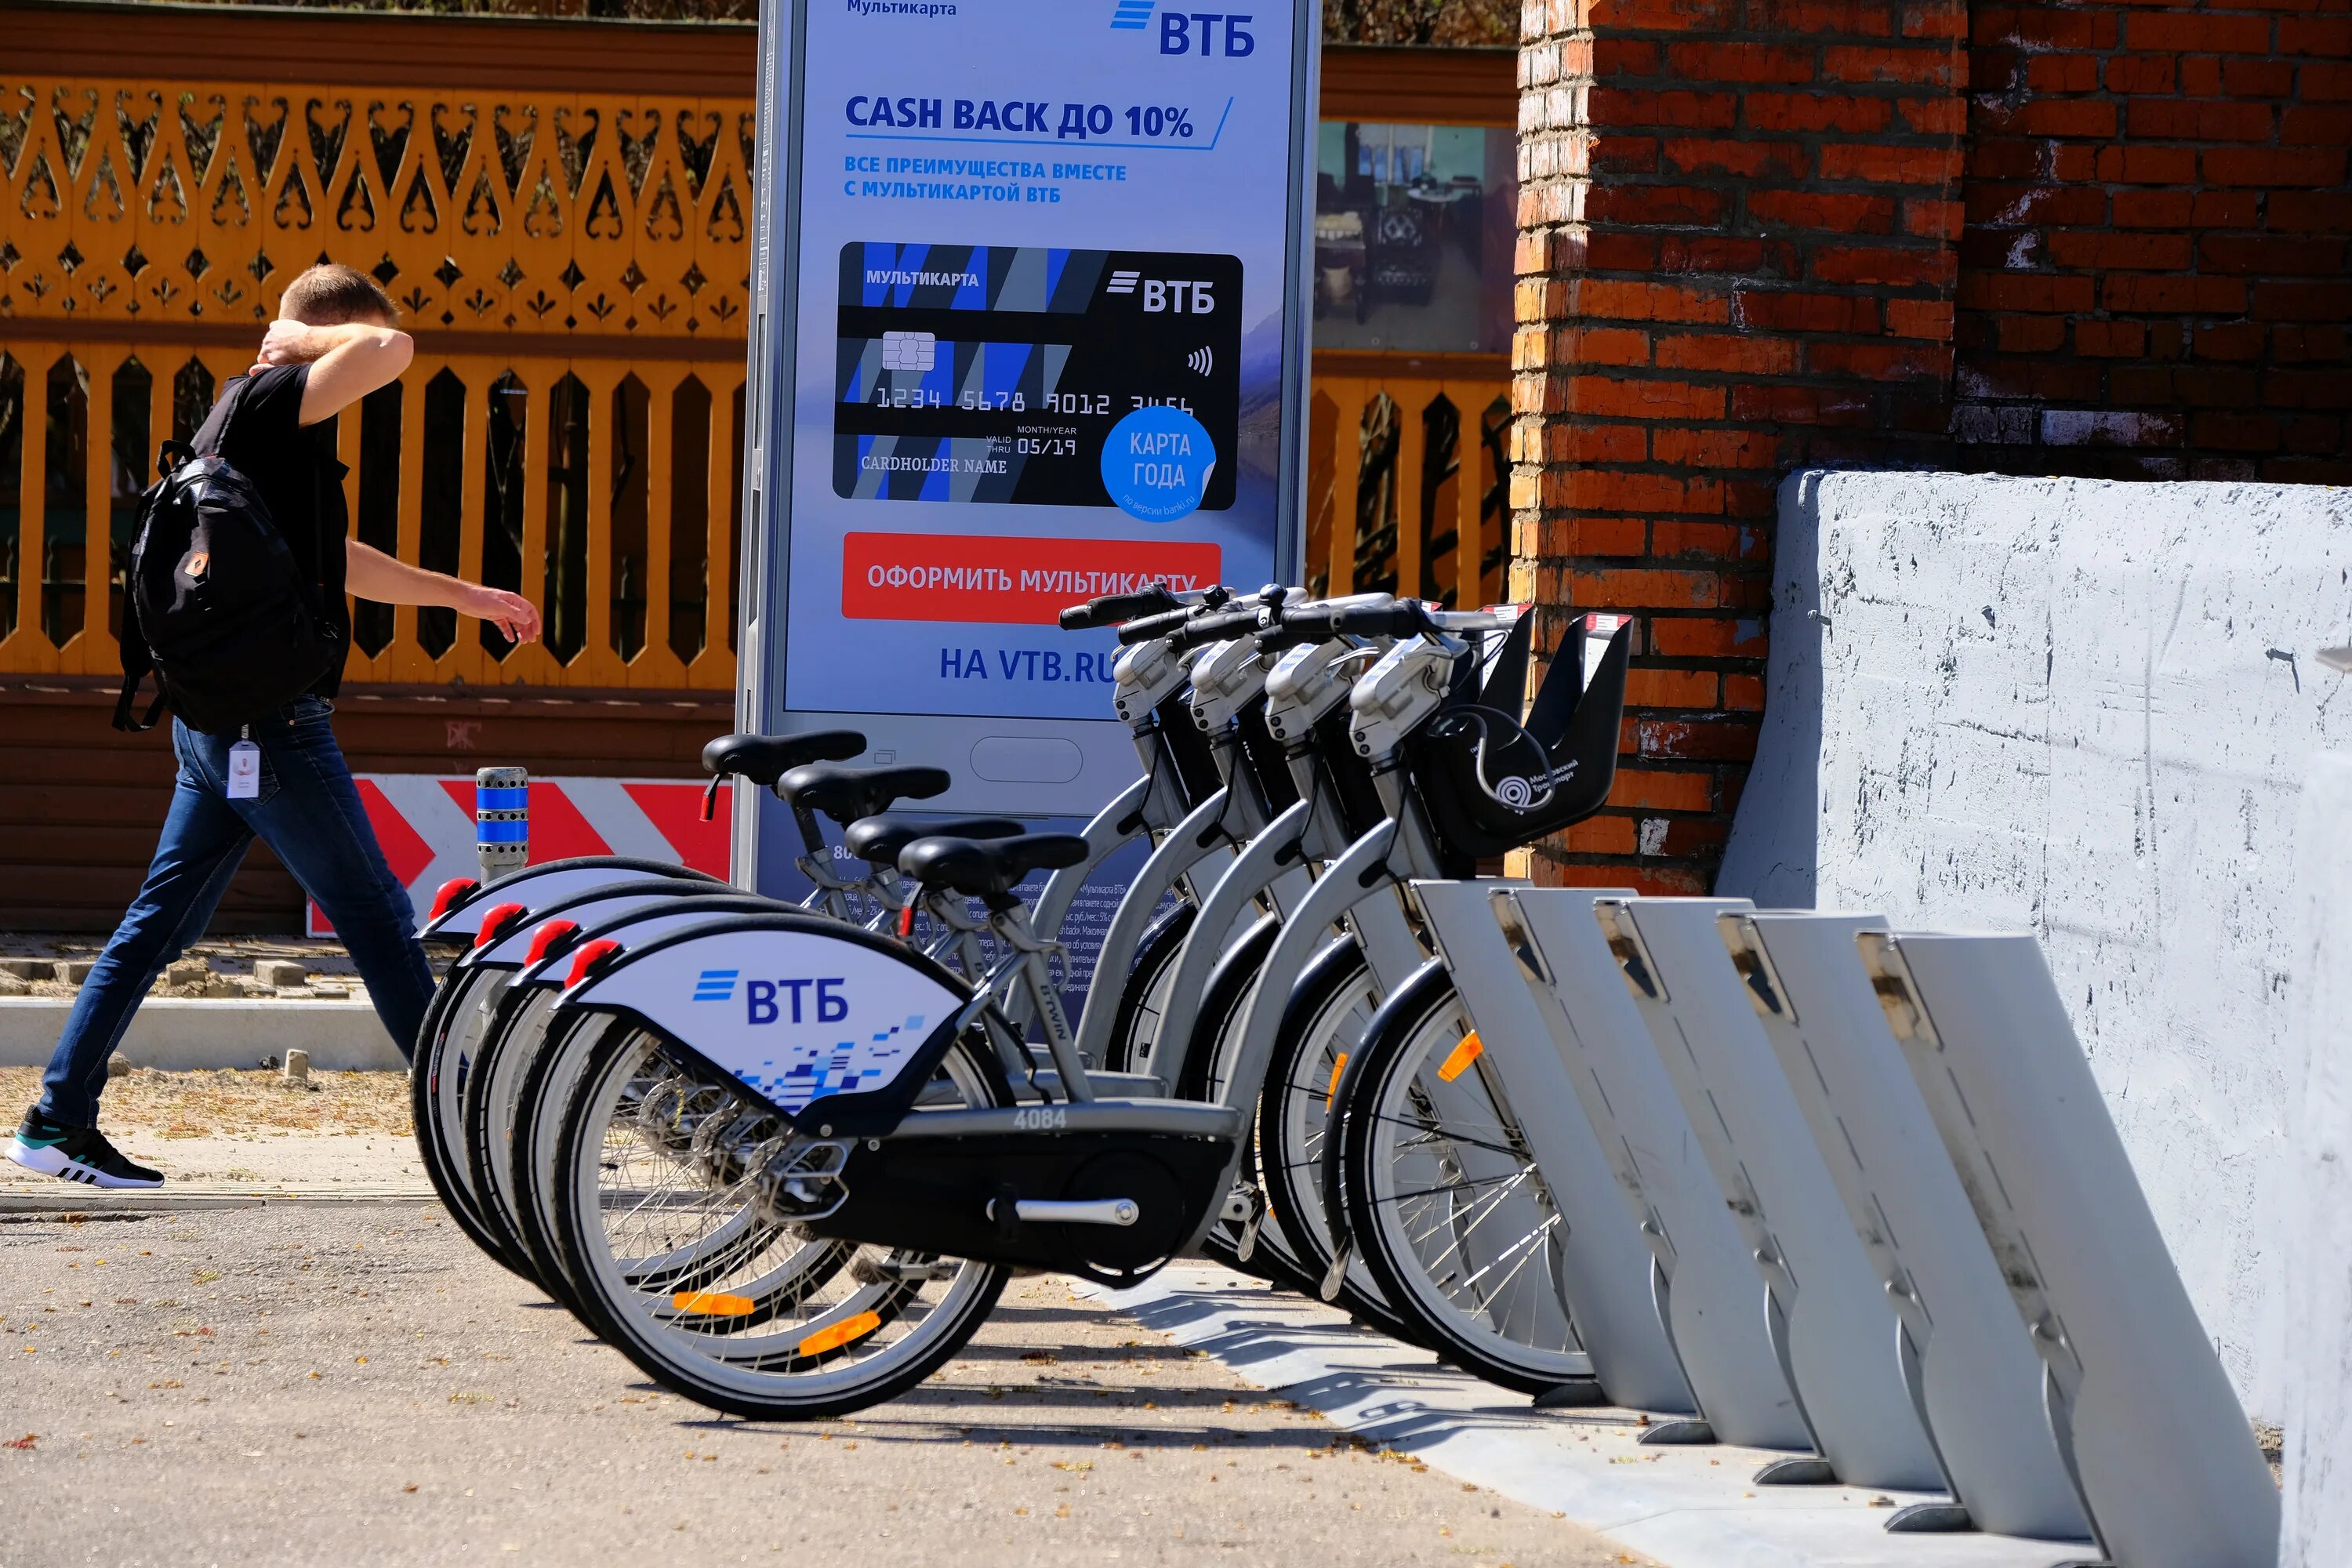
top-left (9, 263), bottom-right (542, 1189)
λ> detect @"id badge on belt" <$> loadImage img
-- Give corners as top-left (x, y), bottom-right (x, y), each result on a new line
top-left (227, 728), bottom-right (262, 800)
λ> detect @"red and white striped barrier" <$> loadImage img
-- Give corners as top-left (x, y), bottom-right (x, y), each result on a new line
top-left (312, 775), bottom-right (734, 936)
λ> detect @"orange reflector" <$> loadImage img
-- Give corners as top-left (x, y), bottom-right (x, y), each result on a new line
top-left (671, 1290), bottom-right (756, 1318)
top-left (1324, 1051), bottom-right (1350, 1108)
top-left (1436, 1031), bottom-right (1484, 1083)
top-left (796, 1309), bottom-right (883, 1358)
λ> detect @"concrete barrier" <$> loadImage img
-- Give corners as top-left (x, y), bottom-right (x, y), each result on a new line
top-left (1721, 469), bottom-right (2352, 1426)
top-left (0, 997), bottom-right (406, 1073)
top-left (2281, 751), bottom-right (2352, 1567)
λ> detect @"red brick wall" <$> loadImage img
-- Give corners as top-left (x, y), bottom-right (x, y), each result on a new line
top-left (1512, 0), bottom-right (1969, 891)
top-left (1517, 0), bottom-right (2350, 893)
top-left (1954, 0), bottom-right (2351, 481)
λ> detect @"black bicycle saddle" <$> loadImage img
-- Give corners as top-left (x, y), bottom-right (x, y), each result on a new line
top-left (842, 812), bottom-right (1025, 866)
top-left (898, 833), bottom-right (1089, 909)
top-left (779, 763), bottom-right (952, 826)
top-left (701, 730), bottom-right (866, 786)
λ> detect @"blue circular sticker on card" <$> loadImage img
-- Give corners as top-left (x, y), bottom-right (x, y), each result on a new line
top-left (1102, 405), bottom-right (1216, 522)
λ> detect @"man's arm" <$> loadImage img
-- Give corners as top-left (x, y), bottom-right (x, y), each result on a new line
top-left (346, 540), bottom-right (543, 645)
top-left (248, 321), bottom-right (414, 426)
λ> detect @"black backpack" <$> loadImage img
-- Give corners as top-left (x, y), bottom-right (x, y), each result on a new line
top-left (114, 376), bottom-right (342, 735)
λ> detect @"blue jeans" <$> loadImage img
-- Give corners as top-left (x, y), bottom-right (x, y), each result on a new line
top-left (39, 695), bottom-right (436, 1127)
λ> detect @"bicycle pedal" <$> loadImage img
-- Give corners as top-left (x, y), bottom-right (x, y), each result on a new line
top-left (1235, 1206), bottom-right (1265, 1264)
top-left (1318, 1245), bottom-right (1352, 1303)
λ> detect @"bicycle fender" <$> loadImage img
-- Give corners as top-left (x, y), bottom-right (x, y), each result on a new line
top-left (557, 913), bottom-right (974, 1137)
top-left (470, 880), bottom-right (748, 969)
top-left (421, 855), bottom-right (727, 940)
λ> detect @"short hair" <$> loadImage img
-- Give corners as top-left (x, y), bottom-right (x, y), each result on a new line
top-left (280, 263), bottom-right (397, 326)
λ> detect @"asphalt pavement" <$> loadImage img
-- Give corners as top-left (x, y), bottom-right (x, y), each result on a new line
top-left (2, 1203), bottom-right (1643, 1568)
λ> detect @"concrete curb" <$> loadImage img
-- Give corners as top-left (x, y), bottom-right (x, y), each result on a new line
top-left (0, 996), bottom-right (407, 1072)
top-left (0, 1188), bottom-right (438, 1214)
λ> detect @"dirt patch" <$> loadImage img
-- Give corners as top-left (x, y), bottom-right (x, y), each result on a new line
top-left (0, 1067), bottom-right (411, 1139)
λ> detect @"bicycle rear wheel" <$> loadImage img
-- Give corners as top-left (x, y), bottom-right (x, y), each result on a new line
top-left (1337, 966), bottom-right (1594, 1395)
top-left (550, 1021), bottom-right (1011, 1420)
top-left (462, 980), bottom-right (564, 1282)
top-left (411, 964), bottom-right (528, 1276)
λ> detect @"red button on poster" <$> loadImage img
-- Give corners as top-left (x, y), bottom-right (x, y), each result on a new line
top-left (841, 532), bottom-right (1221, 625)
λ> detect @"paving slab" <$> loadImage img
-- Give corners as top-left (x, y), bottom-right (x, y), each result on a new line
top-left (1094, 1268), bottom-right (2083, 1568)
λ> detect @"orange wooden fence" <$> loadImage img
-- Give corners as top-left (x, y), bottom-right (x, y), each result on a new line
top-left (1, 69), bottom-right (1504, 691)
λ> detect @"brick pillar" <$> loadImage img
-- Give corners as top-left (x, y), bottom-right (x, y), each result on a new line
top-left (1512, 0), bottom-right (1969, 893)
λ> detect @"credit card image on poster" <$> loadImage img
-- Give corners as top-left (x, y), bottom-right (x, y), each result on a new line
top-left (833, 241), bottom-right (1241, 510)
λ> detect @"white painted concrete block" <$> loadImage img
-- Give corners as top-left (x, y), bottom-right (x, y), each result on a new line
top-left (2280, 751), bottom-right (2352, 1568)
top-left (0, 997), bottom-right (406, 1073)
top-left (1722, 470), bottom-right (2352, 1425)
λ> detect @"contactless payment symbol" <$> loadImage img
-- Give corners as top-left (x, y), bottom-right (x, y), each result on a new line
top-left (1103, 405), bottom-right (1215, 522)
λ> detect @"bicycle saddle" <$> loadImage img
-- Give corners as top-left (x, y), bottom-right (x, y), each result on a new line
top-left (701, 730), bottom-right (866, 786)
top-left (779, 763), bottom-right (952, 826)
top-left (842, 812), bottom-right (1025, 866)
top-left (898, 833), bottom-right (1089, 909)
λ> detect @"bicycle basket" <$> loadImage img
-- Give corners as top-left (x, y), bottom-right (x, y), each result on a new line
top-left (1411, 613), bottom-right (1632, 861)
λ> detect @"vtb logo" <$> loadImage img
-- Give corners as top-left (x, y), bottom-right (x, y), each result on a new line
top-left (695, 969), bottom-right (851, 1023)
top-left (1110, 0), bottom-right (1256, 57)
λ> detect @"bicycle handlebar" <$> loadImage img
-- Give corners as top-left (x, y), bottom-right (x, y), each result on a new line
top-left (1165, 605), bottom-right (1270, 650)
top-left (1255, 601), bottom-right (1438, 650)
top-left (1115, 604), bottom-right (1198, 644)
top-left (1058, 586), bottom-right (1178, 630)
top-left (1061, 582), bottom-right (1231, 632)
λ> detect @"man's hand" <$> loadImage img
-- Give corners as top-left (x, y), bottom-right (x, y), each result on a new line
top-left (249, 320), bottom-right (350, 375)
top-left (347, 541), bottom-right (543, 644)
top-left (463, 584), bottom-right (543, 646)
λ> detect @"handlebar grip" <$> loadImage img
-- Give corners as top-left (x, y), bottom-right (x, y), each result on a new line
top-left (1057, 583), bottom-right (1180, 630)
top-left (1167, 606), bottom-right (1269, 650)
top-left (1115, 605), bottom-right (1197, 645)
top-left (1257, 601), bottom-right (1434, 649)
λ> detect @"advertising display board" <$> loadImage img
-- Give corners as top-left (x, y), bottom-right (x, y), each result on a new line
top-left (736, 0), bottom-right (1318, 868)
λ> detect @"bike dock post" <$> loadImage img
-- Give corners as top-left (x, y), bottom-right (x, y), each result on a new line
top-left (1605, 897), bottom-right (1944, 1493)
top-left (1864, 930), bottom-right (2281, 1568)
top-left (1493, 887), bottom-right (1807, 1451)
top-left (1416, 879), bottom-right (1695, 1415)
top-left (1731, 910), bottom-right (2093, 1543)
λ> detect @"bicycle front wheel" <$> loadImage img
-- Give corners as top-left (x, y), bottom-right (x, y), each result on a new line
top-left (1337, 966), bottom-right (1592, 1394)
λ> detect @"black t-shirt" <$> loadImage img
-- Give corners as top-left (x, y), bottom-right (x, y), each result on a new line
top-left (193, 364), bottom-right (352, 698)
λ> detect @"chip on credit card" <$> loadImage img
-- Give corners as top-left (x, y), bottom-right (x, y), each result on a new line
top-left (834, 241), bottom-right (1242, 509)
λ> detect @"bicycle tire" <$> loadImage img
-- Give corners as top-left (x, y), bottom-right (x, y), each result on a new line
top-left (461, 978), bottom-right (565, 1282)
top-left (410, 963), bottom-right (531, 1276)
top-left (1102, 901), bottom-right (1196, 1079)
top-left (1254, 942), bottom-right (1428, 1346)
top-left (1337, 964), bottom-right (1595, 1396)
top-left (1166, 916), bottom-right (1319, 1294)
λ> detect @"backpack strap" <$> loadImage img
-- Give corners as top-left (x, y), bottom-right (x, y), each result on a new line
top-left (114, 593), bottom-right (166, 732)
top-left (194, 371), bottom-right (261, 461)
